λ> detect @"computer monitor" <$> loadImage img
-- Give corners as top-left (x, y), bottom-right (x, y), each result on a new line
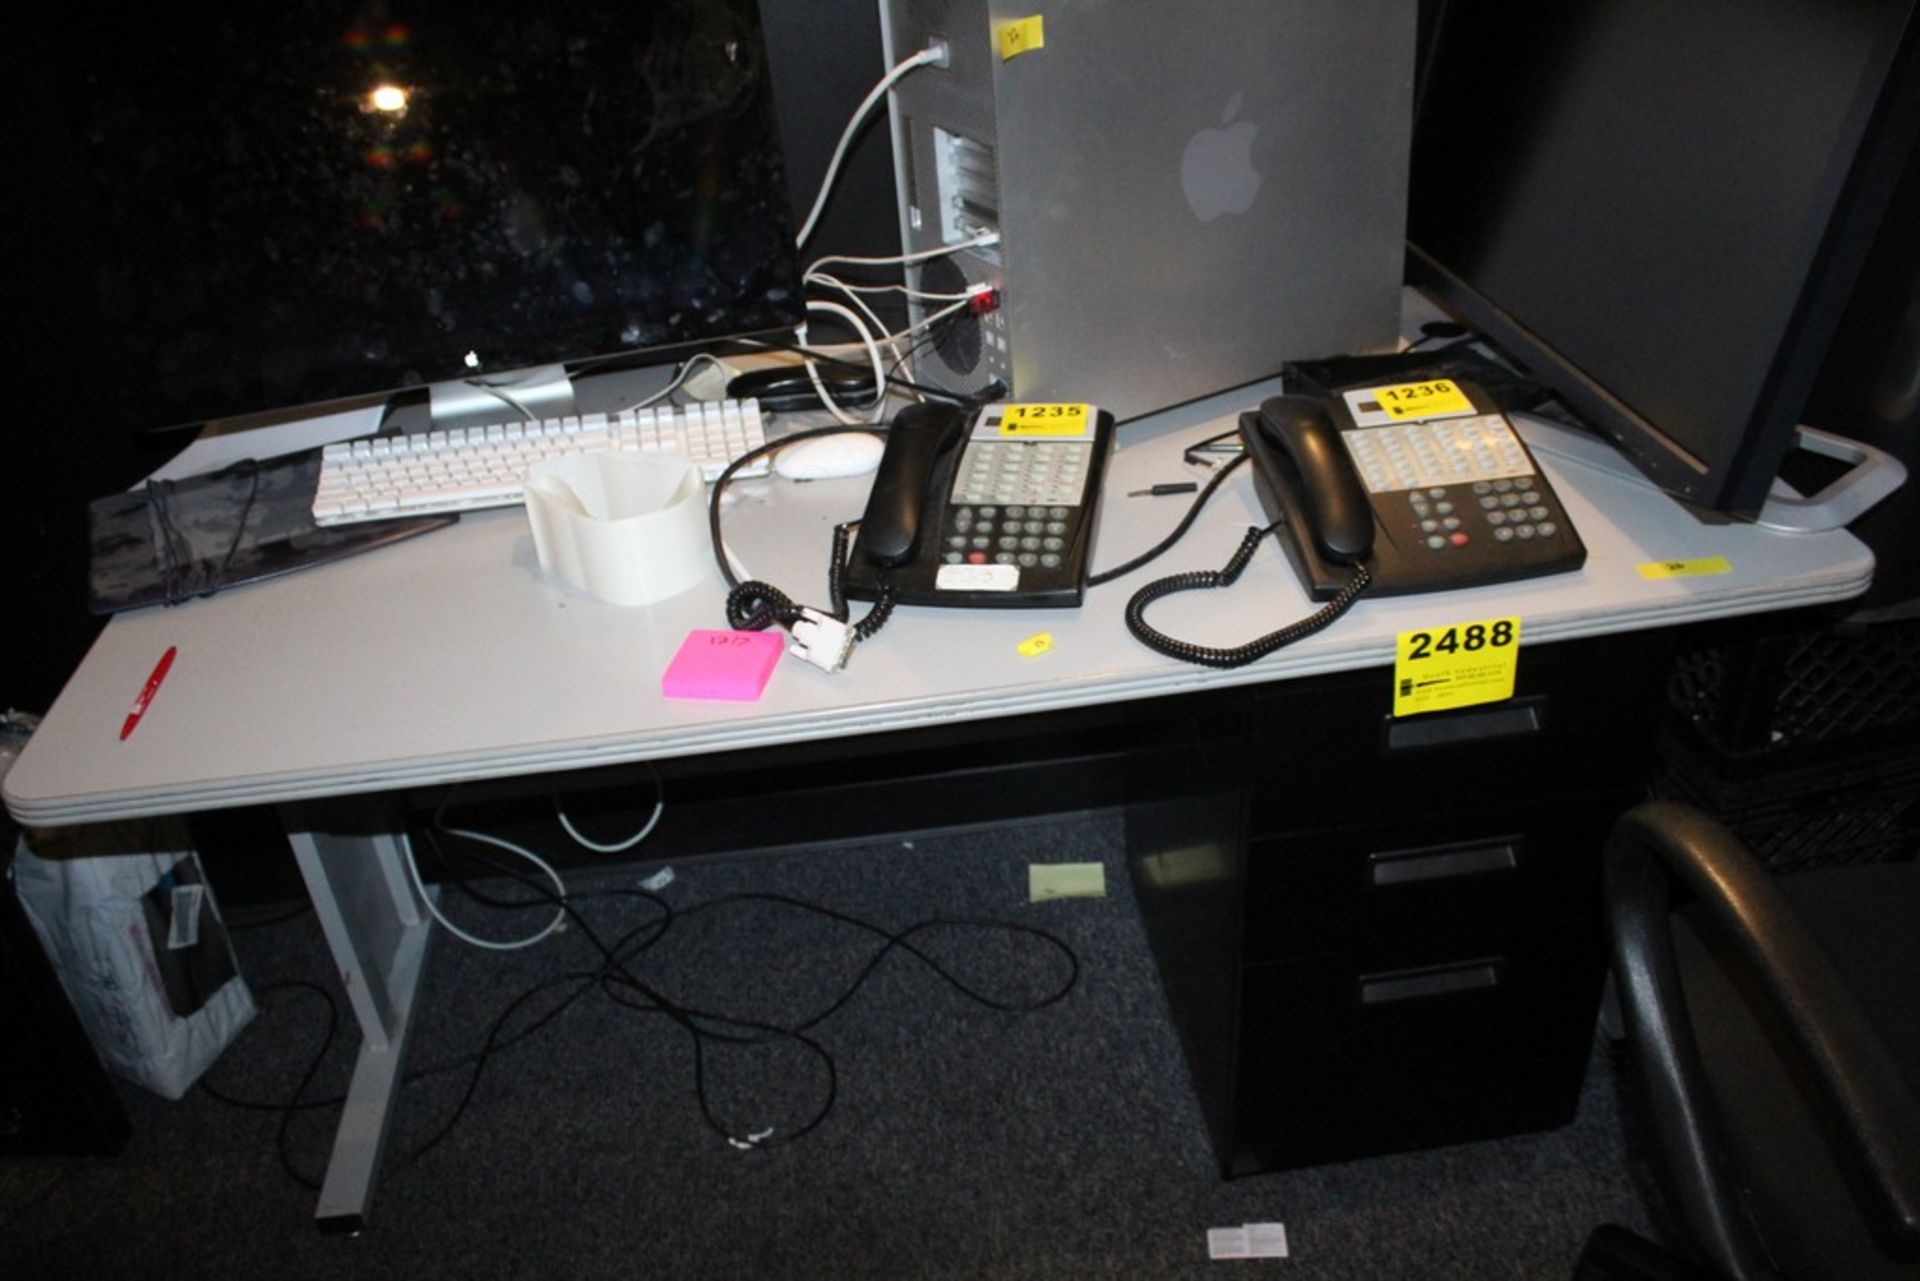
top-left (28, 0), bottom-right (805, 439)
top-left (1407, 2), bottom-right (1920, 519)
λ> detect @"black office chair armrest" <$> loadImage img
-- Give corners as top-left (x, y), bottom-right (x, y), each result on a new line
top-left (1604, 800), bottom-right (1920, 1279)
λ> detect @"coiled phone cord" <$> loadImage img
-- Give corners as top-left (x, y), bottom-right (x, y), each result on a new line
top-left (1124, 524), bottom-right (1372, 669)
top-left (709, 429), bottom-right (897, 650)
top-left (725, 521), bottom-right (896, 642)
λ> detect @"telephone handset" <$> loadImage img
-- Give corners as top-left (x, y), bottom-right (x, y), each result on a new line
top-left (844, 400), bottom-right (1115, 608)
top-left (1239, 377), bottom-right (1585, 598)
top-left (854, 401), bottom-right (969, 567)
top-left (1252, 397), bottom-right (1375, 566)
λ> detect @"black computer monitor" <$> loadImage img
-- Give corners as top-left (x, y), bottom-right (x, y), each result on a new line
top-left (1407, 2), bottom-right (1920, 518)
top-left (27, 0), bottom-right (805, 438)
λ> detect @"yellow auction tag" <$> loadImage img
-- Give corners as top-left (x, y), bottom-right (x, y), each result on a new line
top-left (1017, 631), bottom-right (1054, 658)
top-left (1394, 616), bottom-right (1522, 717)
top-left (999, 15), bottom-right (1045, 60)
top-left (1638, 556), bottom-right (1733, 579)
top-left (1029, 862), bottom-right (1105, 901)
top-left (1367, 378), bottom-right (1475, 421)
top-left (1000, 403), bottom-right (1090, 436)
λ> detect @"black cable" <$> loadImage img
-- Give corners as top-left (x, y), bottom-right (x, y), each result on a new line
top-left (196, 979), bottom-right (340, 1190)
top-left (1087, 452), bottom-right (1248, 587)
top-left (146, 458), bottom-right (262, 605)
top-left (406, 801), bottom-right (893, 1151)
top-left (1182, 425), bottom-right (1247, 467)
top-left (1124, 525), bottom-right (1373, 668)
top-left (707, 430), bottom-right (898, 653)
top-left (706, 425), bottom-right (853, 589)
top-left (676, 892), bottom-right (1081, 1031)
top-left (410, 817), bottom-right (1075, 1155)
top-left (200, 806), bottom-right (1085, 1180)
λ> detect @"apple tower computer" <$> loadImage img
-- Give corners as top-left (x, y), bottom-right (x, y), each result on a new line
top-left (877, 0), bottom-right (1418, 420)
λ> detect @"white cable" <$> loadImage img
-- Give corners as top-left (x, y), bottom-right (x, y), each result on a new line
top-left (796, 313), bottom-right (867, 425)
top-left (799, 307), bottom-right (890, 424)
top-left (805, 232), bottom-right (1000, 275)
top-left (620, 352), bottom-right (733, 413)
top-left (884, 294), bottom-right (976, 346)
top-left (802, 274), bottom-right (893, 349)
top-left (795, 46), bottom-right (944, 250)
top-left (554, 771), bottom-right (666, 854)
top-left (407, 793), bottom-right (570, 950)
top-left (805, 271), bottom-right (971, 303)
top-left (464, 379), bottom-right (540, 424)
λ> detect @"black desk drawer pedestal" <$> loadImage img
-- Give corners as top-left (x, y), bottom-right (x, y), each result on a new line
top-left (1125, 633), bottom-right (1669, 1176)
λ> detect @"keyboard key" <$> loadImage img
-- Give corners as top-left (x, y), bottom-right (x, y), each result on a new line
top-left (311, 397), bottom-right (768, 526)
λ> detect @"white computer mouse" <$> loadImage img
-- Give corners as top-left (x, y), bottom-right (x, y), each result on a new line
top-left (773, 432), bottom-right (886, 481)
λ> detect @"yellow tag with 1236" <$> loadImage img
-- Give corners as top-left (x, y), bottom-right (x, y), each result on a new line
top-left (1370, 378), bottom-right (1475, 421)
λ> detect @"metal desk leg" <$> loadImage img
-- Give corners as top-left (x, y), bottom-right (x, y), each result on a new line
top-left (280, 801), bottom-right (435, 1233)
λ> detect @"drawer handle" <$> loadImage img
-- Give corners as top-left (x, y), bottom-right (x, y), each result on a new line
top-left (1383, 697), bottom-right (1544, 752)
top-left (1359, 958), bottom-right (1504, 1005)
top-left (1370, 841), bottom-right (1519, 886)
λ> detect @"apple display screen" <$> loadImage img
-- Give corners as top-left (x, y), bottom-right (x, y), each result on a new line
top-left (31, 0), bottom-right (805, 438)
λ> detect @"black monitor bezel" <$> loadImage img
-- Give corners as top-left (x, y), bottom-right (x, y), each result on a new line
top-left (34, 1), bottom-right (807, 441)
top-left (1407, 4), bottom-right (1920, 518)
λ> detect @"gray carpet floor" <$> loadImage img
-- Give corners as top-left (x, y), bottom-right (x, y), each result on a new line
top-left (1, 811), bottom-right (1659, 1278)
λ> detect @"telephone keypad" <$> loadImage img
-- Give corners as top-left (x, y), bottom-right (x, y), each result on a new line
top-left (1400, 476), bottom-right (1566, 553)
top-left (941, 497), bottom-right (1078, 570)
top-left (1370, 396), bottom-right (1562, 539)
top-left (940, 436), bottom-right (1094, 571)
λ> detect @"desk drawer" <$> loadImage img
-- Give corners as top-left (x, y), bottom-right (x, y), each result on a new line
top-left (1230, 634), bottom-right (1668, 837)
top-left (1222, 929), bottom-right (1605, 1172)
top-left (1239, 791), bottom-right (1621, 965)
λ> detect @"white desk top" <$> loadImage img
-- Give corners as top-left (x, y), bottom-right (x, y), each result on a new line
top-left (5, 379), bottom-right (1874, 826)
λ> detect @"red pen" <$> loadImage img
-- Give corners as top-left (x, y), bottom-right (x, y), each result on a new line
top-left (120, 646), bottom-right (178, 740)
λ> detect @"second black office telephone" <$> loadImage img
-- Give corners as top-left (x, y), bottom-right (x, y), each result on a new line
top-left (843, 400), bottom-right (1115, 608)
top-left (1240, 377), bottom-right (1585, 598)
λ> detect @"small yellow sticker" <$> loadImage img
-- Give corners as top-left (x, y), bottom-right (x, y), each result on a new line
top-left (1367, 378), bottom-right (1476, 421)
top-left (1018, 631), bottom-right (1054, 658)
top-left (1000, 403), bottom-right (1090, 436)
top-left (1030, 862), bottom-right (1105, 901)
top-left (1638, 556), bottom-right (1733, 580)
top-left (1394, 616), bottom-right (1522, 717)
top-left (999, 15), bottom-right (1045, 60)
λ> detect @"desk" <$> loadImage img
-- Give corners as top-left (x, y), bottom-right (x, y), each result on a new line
top-left (3, 377), bottom-right (1875, 1225)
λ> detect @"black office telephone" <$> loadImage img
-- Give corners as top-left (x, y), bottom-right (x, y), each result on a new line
top-left (843, 400), bottom-right (1115, 608)
top-left (1240, 377), bottom-right (1585, 598)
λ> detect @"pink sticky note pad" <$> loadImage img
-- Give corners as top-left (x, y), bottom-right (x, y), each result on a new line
top-left (661, 629), bottom-right (785, 700)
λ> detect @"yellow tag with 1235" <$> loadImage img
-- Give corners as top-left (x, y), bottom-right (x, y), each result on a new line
top-left (999, 403), bottom-right (1090, 436)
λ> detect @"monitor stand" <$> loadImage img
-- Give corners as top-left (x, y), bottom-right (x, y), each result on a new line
top-left (1517, 414), bottom-right (1908, 535)
top-left (1755, 427), bottom-right (1909, 534)
top-left (427, 362), bottom-right (577, 431)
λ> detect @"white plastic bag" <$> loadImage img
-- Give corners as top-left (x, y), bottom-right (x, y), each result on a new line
top-left (12, 818), bottom-right (254, 1100)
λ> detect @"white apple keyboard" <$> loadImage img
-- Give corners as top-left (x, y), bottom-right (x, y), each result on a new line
top-left (311, 399), bottom-right (768, 526)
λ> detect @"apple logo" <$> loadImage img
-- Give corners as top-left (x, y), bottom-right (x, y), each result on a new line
top-left (1180, 93), bottom-right (1262, 223)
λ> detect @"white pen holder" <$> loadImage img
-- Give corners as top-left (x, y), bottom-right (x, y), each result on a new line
top-left (522, 452), bottom-right (713, 607)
